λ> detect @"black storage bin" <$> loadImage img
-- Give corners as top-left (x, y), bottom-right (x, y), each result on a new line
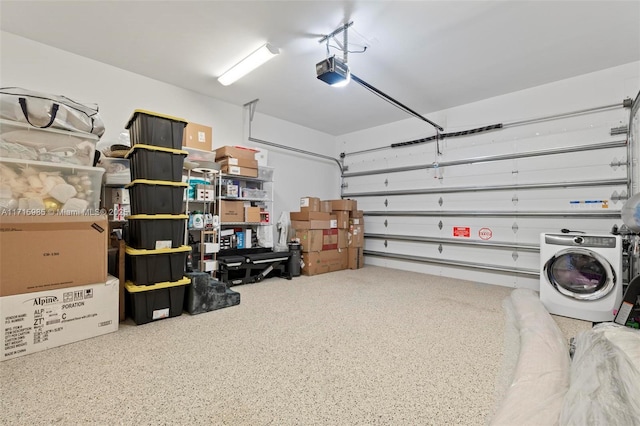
top-left (126, 109), bottom-right (187, 150)
top-left (126, 179), bottom-right (187, 215)
top-left (184, 272), bottom-right (241, 315)
top-left (125, 245), bottom-right (191, 286)
top-left (126, 144), bottom-right (188, 182)
top-left (125, 277), bottom-right (190, 325)
top-left (125, 214), bottom-right (188, 250)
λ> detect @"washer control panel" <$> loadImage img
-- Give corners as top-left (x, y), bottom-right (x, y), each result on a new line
top-left (545, 234), bottom-right (617, 248)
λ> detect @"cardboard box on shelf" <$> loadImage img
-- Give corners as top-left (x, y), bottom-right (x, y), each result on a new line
top-left (331, 199), bottom-right (355, 211)
top-left (113, 203), bottom-right (131, 221)
top-left (219, 200), bottom-right (244, 223)
top-left (111, 188), bottom-right (130, 204)
top-left (183, 122), bottom-right (213, 151)
top-left (348, 247), bottom-right (365, 270)
top-left (221, 165), bottom-right (258, 178)
top-left (302, 249), bottom-right (348, 276)
top-left (215, 145), bottom-right (257, 161)
top-left (218, 157), bottom-right (258, 169)
top-left (291, 220), bottom-right (331, 230)
top-left (349, 224), bottom-right (364, 248)
top-left (290, 211), bottom-right (331, 221)
top-left (351, 210), bottom-right (364, 218)
top-left (329, 217), bottom-right (338, 229)
top-left (295, 229), bottom-right (339, 252)
top-left (0, 276), bottom-right (119, 361)
top-left (300, 197), bottom-right (321, 212)
top-left (0, 214), bottom-right (108, 297)
top-left (245, 206), bottom-right (261, 223)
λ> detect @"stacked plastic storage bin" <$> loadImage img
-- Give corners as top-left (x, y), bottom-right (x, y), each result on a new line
top-left (123, 110), bottom-right (191, 325)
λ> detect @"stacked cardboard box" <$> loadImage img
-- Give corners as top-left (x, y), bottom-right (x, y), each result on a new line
top-left (215, 145), bottom-right (259, 178)
top-left (291, 197), bottom-right (364, 275)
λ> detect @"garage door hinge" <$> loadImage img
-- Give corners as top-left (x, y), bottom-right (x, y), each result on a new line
top-left (438, 244), bottom-right (443, 253)
top-left (512, 222), bottom-right (519, 233)
top-left (341, 182), bottom-right (348, 189)
top-left (512, 251), bottom-right (519, 261)
top-left (512, 194), bottom-right (519, 205)
top-left (438, 197), bottom-right (443, 206)
top-left (438, 220), bottom-right (443, 230)
top-left (384, 178), bottom-right (389, 187)
top-left (384, 240), bottom-right (388, 248)
top-left (384, 219), bottom-right (388, 228)
top-left (610, 157), bottom-right (627, 170)
top-left (384, 199), bottom-right (388, 207)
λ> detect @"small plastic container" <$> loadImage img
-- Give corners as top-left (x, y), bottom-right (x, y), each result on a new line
top-left (0, 157), bottom-right (104, 213)
top-left (125, 276), bottom-right (191, 325)
top-left (125, 144), bottom-right (187, 182)
top-left (125, 214), bottom-right (188, 250)
top-left (125, 245), bottom-right (191, 286)
top-left (183, 146), bottom-right (217, 168)
top-left (98, 157), bottom-right (131, 185)
top-left (125, 179), bottom-right (188, 215)
top-left (125, 109), bottom-right (187, 150)
top-left (257, 166), bottom-right (274, 181)
top-left (0, 118), bottom-right (98, 167)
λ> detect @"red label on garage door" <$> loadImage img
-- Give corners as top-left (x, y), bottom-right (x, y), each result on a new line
top-left (453, 227), bottom-right (470, 237)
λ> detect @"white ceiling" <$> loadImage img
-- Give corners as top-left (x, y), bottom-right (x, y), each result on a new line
top-left (1, 1), bottom-right (639, 136)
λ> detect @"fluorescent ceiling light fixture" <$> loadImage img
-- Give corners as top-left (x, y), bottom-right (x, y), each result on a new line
top-left (218, 43), bottom-right (279, 86)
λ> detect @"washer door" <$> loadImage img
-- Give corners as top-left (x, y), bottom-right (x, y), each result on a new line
top-left (543, 247), bottom-right (616, 300)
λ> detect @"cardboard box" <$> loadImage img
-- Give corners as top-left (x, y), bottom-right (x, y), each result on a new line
top-left (331, 199), bottom-right (355, 211)
top-left (338, 229), bottom-right (348, 249)
top-left (112, 188), bottom-right (130, 204)
top-left (218, 157), bottom-right (259, 169)
top-left (320, 200), bottom-right (333, 213)
top-left (300, 197), bottom-right (321, 212)
top-left (215, 145), bottom-right (257, 161)
top-left (334, 211), bottom-right (349, 229)
top-left (1, 276), bottom-right (119, 361)
top-left (221, 165), bottom-right (258, 178)
top-left (219, 200), bottom-right (244, 223)
top-left (351, 210), bottom-right (364, 218)
top-left (302, 249), bottom-right (348, 276)
top-left (112, 203), bottom-right (131, 221)
top-left (290, 211), bottom-right (331, 221)
top-left (291, 220), bottom-right (331, 230)
top-left (245, 206), bottom-right (261, 223)
top-left (349, 217), bottom-right (363, 226)
top-left (349, 224), bottom-right (364, 248)
top-left (295, 229), bottom-right (339, 252)
top-left (0, 214), bottom-right (108, 297)
top-left (348, 247), bottom-right (365, 270)
top-left (183, 122), bottom-right (213, 151)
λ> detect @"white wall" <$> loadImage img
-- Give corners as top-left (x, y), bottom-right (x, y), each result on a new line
top-left (0, 31), bottom-right (340, 236)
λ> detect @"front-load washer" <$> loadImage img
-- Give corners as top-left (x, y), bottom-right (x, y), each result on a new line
top-left (540, 233), bottom-right (623, 322)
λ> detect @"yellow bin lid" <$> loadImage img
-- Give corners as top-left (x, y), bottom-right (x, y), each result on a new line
top-left (125, 245), bottom-right (191, 256)
top-left (126, 109), bottom-right (188, 129)
top-left (127, 214), bottom-right (188, 220)
top-left (125, 276), bottom-right (191, 292)
top-left (125, 179), bottom-right (188, 189)
top-left (125, 144), bottom-right (189, 159)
